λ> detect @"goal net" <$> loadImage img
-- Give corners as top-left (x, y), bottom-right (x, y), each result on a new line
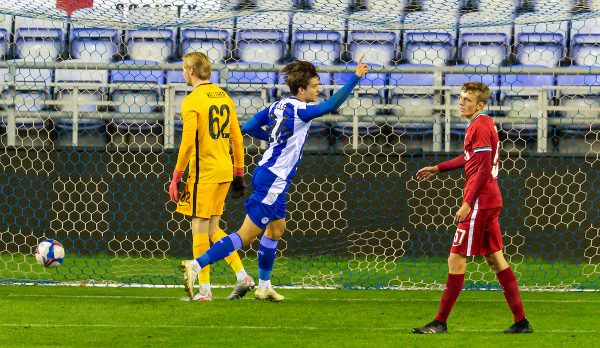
top-left (0, 0), bottom-right (598, 290)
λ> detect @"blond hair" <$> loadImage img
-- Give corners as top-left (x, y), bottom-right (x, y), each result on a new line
top-left (461, 81), bottom-right (491, 105)
top-left (183, 52), bottom-right (211, 80)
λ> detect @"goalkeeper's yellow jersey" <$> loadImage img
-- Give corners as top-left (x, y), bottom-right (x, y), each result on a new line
top-left (175, 83), bottom-right (244, 183)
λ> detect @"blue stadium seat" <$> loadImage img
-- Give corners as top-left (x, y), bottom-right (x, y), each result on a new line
top-left (348, 31), bottom-right (398, 65)
top-left (571, 33), bottom-right (600, 67)
top-left (499, 65), bottom-right (554, 144)
top-left (346, 0), bottom-right (402, 67)
top-left (235, 12), bottom-right (291, 63)
top-left (388, 65), bottom-right (436, 147)
top-left (180, 29), bottom-right (230, 63)
top-left (15, 28), bottom-right (63, 62)
top-left (556, 72), bottom-right (600, 151)
top-left (70, 28), bottom-right (119, 62)
top-left (403, 32), bottom-right (452, 66)
top-left (53, 63), bottom-right (109, 146)
top-left (0, 14), bottom-right (11, 58)
top-left (236, 29), bottom-right (286, 64)
top-left (126, 30), bottom-right (174, 63)
top-left (516, 33), bottom-right (564, 67)
top-left (514, 21), bottom-right (568, 68)
top-left (292, 31), bottom-right (342, 66)
top-left (226, 64), bottom-right (277, 120)
top-left (291, 4), bottom-right (346, 64)
top-left (109, 60), bottom-right (164, 150)
top-left (459, 33), bottom-right (509, 67)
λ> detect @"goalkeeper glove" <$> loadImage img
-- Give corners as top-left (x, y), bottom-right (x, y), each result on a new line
top-left (231, 167), bottom-right (246, 199)
top-left (169, 170), bottom-right (184, 202)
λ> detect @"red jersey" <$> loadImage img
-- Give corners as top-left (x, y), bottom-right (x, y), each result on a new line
top-left (463, 114), bottom-right (502, 209)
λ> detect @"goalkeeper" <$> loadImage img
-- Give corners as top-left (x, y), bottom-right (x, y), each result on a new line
top-left (169, 52), bottom-right (254, 301)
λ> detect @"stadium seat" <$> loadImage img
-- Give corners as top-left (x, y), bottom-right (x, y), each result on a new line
top-left (459, 32), bottom-right (509, 67)
top-left (14, 17), bottom-right (66, 63)
top-left (514, 20), bottom-right (568, 67)
top-left (180, 29), bottom-right (230, 63)
top-left (226, 63), bottom-right (277, 121)
top-left (388, 64), bottom-right (437, 151)
top-left (403, 32), bottom-right (453, 66)
top-left (126, 30), bottom-right (174, 63)
top-left (499, 64), bottom-right (554, 152)
top-left (555, 71), bottom-right (600, 153)
top-left (109, 60), bottom-right (165, 150)
top-left (291, 6), bottom-right (346, 65)
top-left (235, 12), bottom-right (291, 63)
top-left (0, 14), bottom-right (11, 58)
top-left (292, 31), bottom-right (343, 66)
top-left (571, 33), bottom-right (600, 67)
top-left (15, 28), bottom-right (63, 62)
top-left (346, 0), bottom-right (402, 65)
top-left (236, 29), bottom-right (286, 64)
top-left (347, 31), bottom-right (398, 65)
top-left (458, 8), bottom-right (514, 66)
top-left (70, 28), bottom-right (119, 62)
top-left (53, 62), bottom-right (109, 147)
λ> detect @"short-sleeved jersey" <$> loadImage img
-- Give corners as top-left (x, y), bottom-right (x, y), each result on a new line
top-left (463, 114), bottom-right (502, 209)
top-left (258, 97), bottom-right (312, 181)
top-left (175, 83), bottom-right (243, 184)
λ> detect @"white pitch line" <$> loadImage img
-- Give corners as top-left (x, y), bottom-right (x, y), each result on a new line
top-left (5, 293), bottom-right (600, 303)
top-left (0, 323), bottom-right (597, 334)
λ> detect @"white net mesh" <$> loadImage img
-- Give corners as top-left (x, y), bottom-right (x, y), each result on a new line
top-left (0, 0), bottom-right (598, 290)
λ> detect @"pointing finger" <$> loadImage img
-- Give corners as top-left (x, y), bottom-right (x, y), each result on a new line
top-left (357, 53), bottom-right (365, 65)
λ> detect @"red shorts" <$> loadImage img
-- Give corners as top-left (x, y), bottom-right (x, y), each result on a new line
top-left (451, 206), bottom-right (503, 256)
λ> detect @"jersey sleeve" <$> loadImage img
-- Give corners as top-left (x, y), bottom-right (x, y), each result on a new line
top-left (297, 74), bottom-right (360, 122)
top-left (437, 154), bottom-right (466, 172)
top-left (241, 106), bottom-right (271, 141)
top-left (174, 100), bottom-right (198, 173)
top-left (471, 121), bottom-right (493, 153)
top-left (228, 101), bottom-right (244, 171)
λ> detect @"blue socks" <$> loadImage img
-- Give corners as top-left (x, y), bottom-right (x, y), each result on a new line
top-left (258, 235), bottom-right (279, 281)
top-left (196, 232), bottom-right (243, 268)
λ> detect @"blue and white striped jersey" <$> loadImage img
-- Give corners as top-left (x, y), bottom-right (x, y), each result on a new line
top-left (258, 98), bottom-right (312, 181)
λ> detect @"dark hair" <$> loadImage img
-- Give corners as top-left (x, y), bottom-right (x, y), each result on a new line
top-left (282, 60), bottom-right (319, 95)
top-left (461, 82), bottom-right (491, 105)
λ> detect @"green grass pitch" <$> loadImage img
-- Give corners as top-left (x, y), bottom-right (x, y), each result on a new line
top-left (0, 286), bottom-right (597, 347)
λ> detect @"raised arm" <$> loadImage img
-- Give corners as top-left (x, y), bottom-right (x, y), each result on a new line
top-left (297, 54), bottom-right (369, 122)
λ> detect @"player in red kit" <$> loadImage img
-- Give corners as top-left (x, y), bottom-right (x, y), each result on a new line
top-left (412, 82), bottom-right (532, 334)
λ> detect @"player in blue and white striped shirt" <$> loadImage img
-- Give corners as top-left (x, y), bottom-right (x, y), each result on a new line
top-left (180, 57), bottom-right (369, 301)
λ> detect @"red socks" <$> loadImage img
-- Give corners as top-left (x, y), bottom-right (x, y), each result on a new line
top-left (497, 267), bottom-right (526, 322)
top-left (435, 273), bottom-right (465, 322)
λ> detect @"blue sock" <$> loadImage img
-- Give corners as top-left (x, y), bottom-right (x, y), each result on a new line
top-left (258, 235), bottom-right (279, 281)
top-left (196, 233), bottom-right (242, 268)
